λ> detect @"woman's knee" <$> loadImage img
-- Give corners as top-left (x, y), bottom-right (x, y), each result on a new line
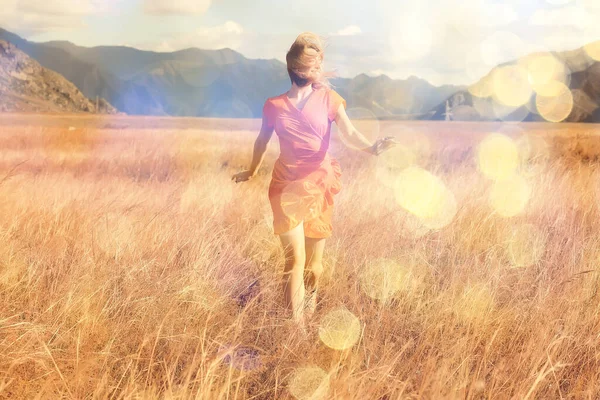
top-left (283, 251), bottom-right (306, 273)
top-left (307, 261), bottom-right (323, 277)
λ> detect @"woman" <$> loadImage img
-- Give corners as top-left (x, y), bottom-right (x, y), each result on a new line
top-left (231, 32), bottom-right (397, 326)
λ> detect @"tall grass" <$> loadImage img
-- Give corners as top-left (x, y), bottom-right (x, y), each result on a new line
top-left (0, 119), bottom-right (599, 399)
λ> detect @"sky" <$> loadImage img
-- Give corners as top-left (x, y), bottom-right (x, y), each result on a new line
top-left (1, 0), bottom-right (600, 86)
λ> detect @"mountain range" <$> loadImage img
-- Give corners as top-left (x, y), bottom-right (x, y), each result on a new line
top-left (0, 26), bottom-right (599, 122)
top-left (0, 27), bottom-right (460, 119)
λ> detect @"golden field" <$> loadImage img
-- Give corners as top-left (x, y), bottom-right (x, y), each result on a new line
top-left (0, 113), bottom-right (600, 399)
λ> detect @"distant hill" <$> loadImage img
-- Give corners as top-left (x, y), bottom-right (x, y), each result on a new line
top-left (431, 42), bottom-right (600, 123)
top-left (0, 27), bottom-right (462, 118)
top-left (0, 40), bottom-right (116, 114)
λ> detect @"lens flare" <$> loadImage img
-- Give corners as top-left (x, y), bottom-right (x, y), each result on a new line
top-left (395, 211), bottom-right (432, 239)
top-left (454, 283), bottom-right (494, 324)
top-left (336, 107), bottom-right (380, 151)
top-left (281, 180), bottom-right (323, 222)
top-left (469, 71), bottom-right (496, 98)
top-left (536, 81), bottom-right (574, 123)
top-left (477, 134), bottom-right (519, 181)
top-left (505, 224), bottom-right (547, 268)
top-left (288, 367), bottom-right (330, 400)
top-left (489, 174), bottom-right (531, 217)
top-left (318, 308), bottom-right (361, 350)
top-left (359, 258), bottom-right (410, 301)
top-left (584, 41), bottom-right (600, 61)
top-left (493, 65), bottom-right (533, 107)
top-left (521, 53), bottom-right (571, 93)
top-left (492, 102), bottom-right (530, 123)
top-left (516, 134), bottom-right (550, 164)
top-left (389, 15), bottom-right (434, 61)
top-left (472, 96), bottom-right (495, 119)
top-left (375, 127), bottom-right (430, 187)
top-left (375, 145), bottom-right (415, 188)
top-left (393, 167), bottom-right (457, 229)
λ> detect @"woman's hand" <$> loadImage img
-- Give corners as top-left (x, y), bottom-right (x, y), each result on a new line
top-left (231, 170), bottom-right (255, 183)
top-left (369, 136), bottom-right (398, 156)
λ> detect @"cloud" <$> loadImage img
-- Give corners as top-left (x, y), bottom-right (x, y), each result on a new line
top-left (0, 0), bottom-right (123, 35)
top-left (144, 0), bottom-right (212, 15)
top-left (142, 21), bottom-right (244, 52)
top-left (481, 3), bottom-right (519, 27)
top-left (529, 6), bottom-right (591, 28)
top-left (332, 25), bottom-right (362, 36)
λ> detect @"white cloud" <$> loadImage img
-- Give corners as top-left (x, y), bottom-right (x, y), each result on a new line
top-left (332, 25), bottom-right (362, 36)
top-left (144, 0), bottom-right (212, 15)
top-left (144, 21), bottom-right (244, 52)
top-left (481, 3), bottom-right (518, 27)
top-left (529, 6), bottom-right (591, 28)
top-left (0, 0), bottom-right (124, 35)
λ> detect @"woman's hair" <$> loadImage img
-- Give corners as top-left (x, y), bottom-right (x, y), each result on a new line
top-left (286, 32), bottom-right (337, 90)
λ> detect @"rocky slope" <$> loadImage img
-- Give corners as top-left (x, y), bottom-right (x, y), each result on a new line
top-left (0, 40), bottom-right (116, 114)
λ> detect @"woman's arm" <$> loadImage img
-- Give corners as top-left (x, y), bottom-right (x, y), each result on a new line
top-left (232, 113), bottom-right (274, 183)
top-left (334, 104), bottom-right (397, 156)
top-left (249, 120), bottom-right (274, 176)
top-left (333, 104), bottom-right (374, 154)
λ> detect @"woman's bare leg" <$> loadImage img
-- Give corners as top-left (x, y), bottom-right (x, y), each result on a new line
top-left (278, 221), bottom-right (306, 323)
top-left (305, 237), bottom-right (326, 292)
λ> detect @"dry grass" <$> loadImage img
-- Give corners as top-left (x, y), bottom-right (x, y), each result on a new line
top-left (0, 115), bottom-right (600, 399)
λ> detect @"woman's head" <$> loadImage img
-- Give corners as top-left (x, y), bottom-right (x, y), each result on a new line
top-left (286, 32), bottom-right (335, 90)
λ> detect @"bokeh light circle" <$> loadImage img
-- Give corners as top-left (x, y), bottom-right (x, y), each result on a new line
top-left (375, 126), bottom-right (431, 187)
top-left (288, 367), bottom-right (330, 400)
top-left (359, 258), bottom-right (408, 301)
top-left (505, 224), bottom-right (547, 268)
top-left (393, 166), bottom-right (458, 229)
top-left (472, 96), bottom-right (495, 120)
top-left (489, 174), bottom-right (531, 217)
top-left (477, 133), bottom-right (519, 181)
top-left (281, 180), bottom-right (324, 222)
top-left (469, 71), bottom-right (496, 99)
top-left (492, 65), bottom-right (533, 107)
top-left (493, 102), bottom-right (531, 123)
top-left (454, 283), bottom-right (494, 324)
top-left (389, 16), bottom-right (433, 61)
top-left (394, 211), bottom-right (432, 239)
top-left (337, 107), bottom-right (380, 151)
top-left (536, 81), bottom-right (574, 122)
top-left (584, 41), bottom-right (600, 61)
top-left (515, 134), bottom-right (551, 164)
top-left (520, 53), bottom-right (571, 93)
top-left (318, 308), bottom-right (361, 350)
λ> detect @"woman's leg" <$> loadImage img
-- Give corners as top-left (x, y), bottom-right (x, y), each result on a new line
top-left (305, 237), bottom-right (326, 292)
top-left (278, 221), bottom-right (307, 323)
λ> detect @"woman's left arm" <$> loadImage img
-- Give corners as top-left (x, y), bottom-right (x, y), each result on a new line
top-left (333, 104), bottom-right (397, 155)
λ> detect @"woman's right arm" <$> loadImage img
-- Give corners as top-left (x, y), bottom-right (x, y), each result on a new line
top-left (248, 117), bottom-right (275, 177)
top-left (334, 104), bottom-right (397, 155)
top-left (231, 108), bottom-right (274, 183)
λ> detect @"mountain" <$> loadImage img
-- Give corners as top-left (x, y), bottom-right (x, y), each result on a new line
top-left (431, 42), bottom-right (600, 122)
top-left (0, 40), bottom-right (116, 114)
top-left (0, 28), bottom-right (461, 118)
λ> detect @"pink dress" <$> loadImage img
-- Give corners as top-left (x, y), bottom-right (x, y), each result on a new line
top-left (262, 85), bottom-right (347, 238)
